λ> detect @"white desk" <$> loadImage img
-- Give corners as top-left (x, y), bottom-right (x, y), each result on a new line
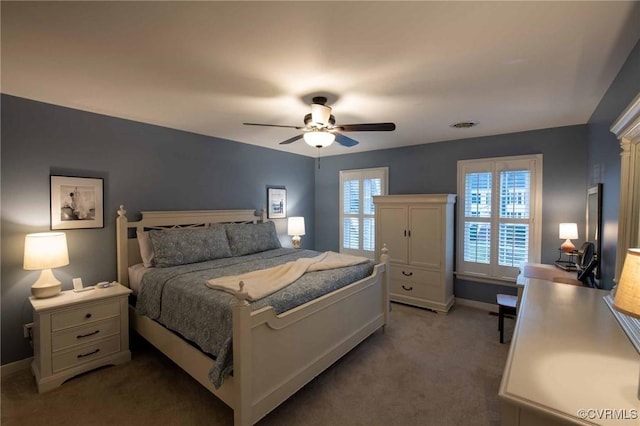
top-left (516, 263), bottom-right (578, 312)
top-left (499, 280), bottom-right (640, 426)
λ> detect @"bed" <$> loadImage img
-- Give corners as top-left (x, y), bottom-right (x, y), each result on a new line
top-left (115, 206), bottom-right (390, 426)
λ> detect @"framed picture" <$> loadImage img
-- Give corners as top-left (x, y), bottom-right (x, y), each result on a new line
top-left (267, 186), bottom-right (287, 219)
top-left (50, 175), bottom-right (104, 229)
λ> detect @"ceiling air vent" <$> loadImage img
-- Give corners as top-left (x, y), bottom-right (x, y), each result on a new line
top-left (450, 121), bottom-right (478, 129)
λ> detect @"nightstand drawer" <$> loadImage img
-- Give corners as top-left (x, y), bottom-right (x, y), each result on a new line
top-left (52, 317), bottom-right (120, 351)
top-left (52, 336), bottom-right (120, 373)
top-left (51, 300), bottom-right (120, 331)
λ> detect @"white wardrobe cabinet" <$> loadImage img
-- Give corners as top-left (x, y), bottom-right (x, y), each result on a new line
top-left (374, 194), bottom-right (456, 312)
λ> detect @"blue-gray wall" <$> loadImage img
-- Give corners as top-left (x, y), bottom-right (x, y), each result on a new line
top-left (313, 37), bottom-right (640, 301)
top-left (2, 37), bottom-right (638, 366)
top-left (314, 126), bottom-right (588, 303)
top-left (586, 39), bottom-right (640, 289)
top-left (1, 95), bottom-right (315, 365)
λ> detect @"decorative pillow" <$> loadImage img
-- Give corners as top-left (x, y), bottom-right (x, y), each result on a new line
top-left (137, 231), bottom-right (155, 268)
top-left (148, 226), bottom-right (232, 267)
top-left (225, 222), bottom-right (281, 256)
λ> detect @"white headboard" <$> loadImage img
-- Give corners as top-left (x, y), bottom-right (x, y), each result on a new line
top-left (116, 205), bottom-right (266, 287)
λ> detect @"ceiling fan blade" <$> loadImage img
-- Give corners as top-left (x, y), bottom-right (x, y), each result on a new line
top-left (334, 133), bottom-right (359, 147)
top-left (337, 123), bottom-right (396, 132)
top-left (243, 122), bottom-right (304, 130)
top-left (279, 134), bottom-right (304, 145)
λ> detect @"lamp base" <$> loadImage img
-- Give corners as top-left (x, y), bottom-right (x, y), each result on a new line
top-left (31, 269), bottom-right (62, 298)
top-left (560, 239), bottom-right (575, 253)
top-left (291, 236), bottom-right (301, 249)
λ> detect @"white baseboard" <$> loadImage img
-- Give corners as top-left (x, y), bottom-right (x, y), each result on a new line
top-left (1, 357), bottom-right (32, 380)
top-left (455, 297), bottom-right (498, 313)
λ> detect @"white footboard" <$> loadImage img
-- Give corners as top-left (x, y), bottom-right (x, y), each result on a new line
top-left (233, 251), bottom-right (389, 426)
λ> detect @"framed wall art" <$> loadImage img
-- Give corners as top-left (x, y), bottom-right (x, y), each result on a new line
top-left (267, 186), bottom-right (286, 219)
top-left (50, 175), bottom-right (104, 229)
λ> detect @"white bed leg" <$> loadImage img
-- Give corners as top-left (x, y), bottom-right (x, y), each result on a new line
top-left (233, 281), bottom-right (253, 426)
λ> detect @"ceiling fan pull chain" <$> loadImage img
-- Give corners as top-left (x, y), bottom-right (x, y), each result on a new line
top-left (317, 148), bottom-right (321, 169)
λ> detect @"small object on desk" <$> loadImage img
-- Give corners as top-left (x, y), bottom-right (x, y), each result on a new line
top-left (96, 281), bottom-right (111, 288)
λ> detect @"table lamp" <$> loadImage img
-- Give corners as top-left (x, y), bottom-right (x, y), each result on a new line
top-left (559, 223), bottom-right (578, 253)
top-left (613, 248), bottom-right (640, 399)
top-left (287, 217), bottom-right (305, 249)
top-left (23, 232), bottom-right (69, 298)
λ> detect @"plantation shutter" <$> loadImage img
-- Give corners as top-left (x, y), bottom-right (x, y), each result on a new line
top-left (339, 168), bottom-right (388, 259)
top-left (457, 155), bottom-right (542, 282)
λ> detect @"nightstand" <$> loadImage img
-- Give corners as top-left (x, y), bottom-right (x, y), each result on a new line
top-left (29, 282), bottom-right (132, 393)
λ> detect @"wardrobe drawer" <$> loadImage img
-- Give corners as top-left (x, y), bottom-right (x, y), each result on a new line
top-left (52, 336), bottom-right (120, 373)
top-left (391, 265), bottom-right (439, 284)
top-left (52, 317), bottom-right (120, 352)
top-left (391, 279), bottom-right (428, 299)
top-left (51, 300), bottom-right (120, 331)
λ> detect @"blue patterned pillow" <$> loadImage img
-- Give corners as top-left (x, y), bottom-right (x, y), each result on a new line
top-left (148, 226), bottom-right (232, 267)
top-left (225, 222), bottom-right (282, 256)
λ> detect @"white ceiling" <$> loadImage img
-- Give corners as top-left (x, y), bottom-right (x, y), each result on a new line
top-left (2, 1), bottom-right (640, 157)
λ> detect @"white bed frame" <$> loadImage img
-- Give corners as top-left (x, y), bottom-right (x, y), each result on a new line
top-left (116, 206), bottom-right (390, 426)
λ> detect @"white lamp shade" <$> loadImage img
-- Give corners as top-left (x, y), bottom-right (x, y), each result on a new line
top-left (303, 131), bottom-right (335, 148)
top-left (288, 217), bottom-right (306, 236)
top-left (558, 223), bottom-right (578, 240)
top-left (613, 248), bottom-right (640, 319)
top-left (24, 232), bottom-right (69, 270)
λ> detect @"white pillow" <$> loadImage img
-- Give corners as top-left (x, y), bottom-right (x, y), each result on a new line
top-left (137, 230), bottom-right (154, 268)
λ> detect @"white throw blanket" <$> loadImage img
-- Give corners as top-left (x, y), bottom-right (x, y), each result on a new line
top-left (205, 251), bottom-right (369, 301)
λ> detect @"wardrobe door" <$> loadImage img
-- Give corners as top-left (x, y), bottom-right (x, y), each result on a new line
top-left (377, 205), bottom-right (408, 264)
top-left (408, 205), bottom-right (442, 269)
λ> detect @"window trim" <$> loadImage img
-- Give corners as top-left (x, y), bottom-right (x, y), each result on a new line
top-left (456, 154), bottom-right (542, 283)
top-left (339, 167), bottom-right (389, 259)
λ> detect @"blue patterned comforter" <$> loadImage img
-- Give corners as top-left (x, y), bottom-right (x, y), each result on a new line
top-left (136, 248), bottom-right (374, 388)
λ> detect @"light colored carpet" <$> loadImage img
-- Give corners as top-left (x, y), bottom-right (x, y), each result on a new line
top-left (1, 303), bottom-right (513, 426)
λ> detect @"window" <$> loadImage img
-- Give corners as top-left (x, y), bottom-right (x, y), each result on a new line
top-left (457, 155), bottom-right (542, 282)
top-left (339, 167), bottom-right (388, 259)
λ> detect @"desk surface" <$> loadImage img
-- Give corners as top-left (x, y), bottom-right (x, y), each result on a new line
top-left (499, 279), bottom-right (639, 425)
top-left (518, 263), bottom-right (577, 285)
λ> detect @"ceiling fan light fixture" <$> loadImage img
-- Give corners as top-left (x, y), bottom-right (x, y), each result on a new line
top-left (310, 103), bottom-right (332, 126)
top-left (303, 131), bottom-right (335, 148)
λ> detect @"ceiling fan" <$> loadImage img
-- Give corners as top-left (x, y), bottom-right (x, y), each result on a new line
top-left (243, 96), bottom-right (396, 148)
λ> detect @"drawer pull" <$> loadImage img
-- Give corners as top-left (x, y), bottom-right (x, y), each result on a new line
top-left (85, 313), bottom-right (92, 319)
top-left (77, 330), bottom-right (100, 339)
top-left (401, 271), bottom-right (413, 277)
top-left (402, 285), bottom-right (413, 291)
top-left (77, 349), bottom-right (100, 359)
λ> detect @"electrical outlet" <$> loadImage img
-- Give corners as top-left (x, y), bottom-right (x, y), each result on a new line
top-left (23, 323), bottom-right (33, 339)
